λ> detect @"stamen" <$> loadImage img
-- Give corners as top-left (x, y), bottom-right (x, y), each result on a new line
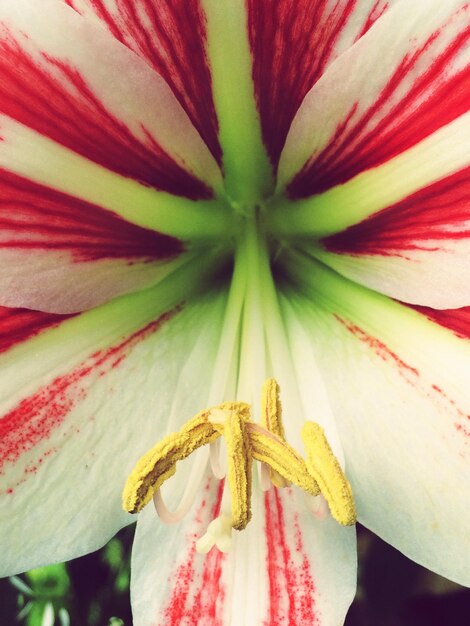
top-left (208, 407), bottom-right (232, 479)
top-left (122, 410), bottom-right (220, 514)
top-left (259, 462), bottom-right (273, 491)
top-left (209, 439), bottom-right (226, 479)
top-left (152, 447), bottom-right (211, 524)
top-left (223, 408), bottom-right (253, 530)
top-left (261, 378), bottom-right (285, 438)
top-left (122, 379), bottom-right (356, 553)
top-left (307, 494), bottom-right (329, 520)
top-left (260, 378), bottom-right (290, 488)
top-left (301, 422), bottom-right (357, 526)
top-left (248, 423), bottom-right (319, 496)
top-left (208, 405), bottom-right (250, 479)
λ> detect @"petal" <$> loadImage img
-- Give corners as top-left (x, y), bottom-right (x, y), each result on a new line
top-left (0, 0), bottom-right (222, 197)
top-left (277, 0), bottom-right (469, 198)
top-left (0, 116), bottom-right (229, 243)
top-left (0, 168), bottom-right (190, 313)
top-left (131, 479), bottom-right (356, 626)
top-left (63, 0), bottom-right (222, 164)
top-left (408, 305), bottom-right (470, 340)
top-left (282, 254), bottom-right (470, 584)
top-left (0, 307), bottom-right (74, 354)
top-left (317, 166), bottom-right (470, 308)
top-left (247, 0), bottom-right (397, 170)
top-left (270, 112), bottom-right (469, 239)
top-left (0, 275), bottom-right (228, 576)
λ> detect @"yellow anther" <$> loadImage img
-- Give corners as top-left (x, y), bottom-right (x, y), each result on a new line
top-left (260, 378), bottom-right (290, 488)
top-left (301, 422), bottom-right (357, 526)
top-left (210, 401), bottom-right (251, 433)
top-left (122, 410), bottom-right (220, 514)
top-left (261, 378), bottom-right (285, 439)
top-left (248, 423), bottom-right (319, 496)
top-left (224, 409), bottom-right (253, 530)
top-left (122, 380), bottom-right (356, 546)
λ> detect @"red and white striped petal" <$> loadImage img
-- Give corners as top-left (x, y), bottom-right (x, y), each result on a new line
top-left (0, 307), bottom-right (74, 355)
top-left (0, 278), bottom-right (228, 576)
top-left (0, 168), bottom-right (190, 313)
top-left (247, 0), bottom-right (397, 170)
top-left (0, 115), bottom-right (228, 241)
top-left (62, 0), bottom-right (222, 165)
top-left (278, 0), bottom-right (469, 197)
top-left (131, 480), bottom-right (356, 626)
top-left (317, 166), bottom-right (470, 309)
top-left (282, 255), bottom-right (470, 585)
top-left (0, 0), bottom-right (222, 198)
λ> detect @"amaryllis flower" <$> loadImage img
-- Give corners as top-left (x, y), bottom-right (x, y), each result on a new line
top-left (0, 0), bottom-right (469, 624)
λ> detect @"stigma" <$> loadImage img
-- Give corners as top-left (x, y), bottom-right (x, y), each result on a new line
top-left (122, 379), bottom-right (356, 553)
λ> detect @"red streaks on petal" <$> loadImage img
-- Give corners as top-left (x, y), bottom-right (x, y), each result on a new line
top-left (66, 0), bottom-right (221, 164)
top-left (324, 167), bottom-right (470, 257)
top-left (289, 8), bottom-right (470, 197)
top-left (429, 384), bottom-right (470, 423)
top-left (455, 422), bottom-right (470, 440)
top-left (429, 382), bottom-right (470, 441)
top-left (248, 0), bottom-right (360, 169)
top-left (0, 307), bottom-right (74, 354)
top-left (0, 36), bottom-right (211, 199)
top-left (264, 489), bottom-right (317, 625)
top-left (0, 168), bottom-right (183, 262)
top-left (292, 511), bottom-right (317, 621)
top-left (407, 305), bottom-right (470, 341)
top-left (335, 316), bottom-right (419, 381)
top-left (336, 316), bottom-right (470, 440)
top-left (0, 310), bottom-right (176, 483)
top-left (355, 1), bottom-right (390, 40)
top-left (162, 490), bottom-right (209, 625)
top-left (190, 541), bottom-right (225, 625)
top-left (163, 479), bottom-right (226, 625)
top-left (66, 0), bottom-right (122, 40)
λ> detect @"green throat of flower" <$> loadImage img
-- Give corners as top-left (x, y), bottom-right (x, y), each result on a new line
top-left (120, 0), bottom-right (359, 550)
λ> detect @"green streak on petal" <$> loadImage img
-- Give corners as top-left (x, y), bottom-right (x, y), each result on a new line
top-left (0, 250), bottom-right (226, 396)
top-left (268, 113), bottom-right (470, 238)
top-left (0, 123), bottom-right (233, 242)
top-left (283, 248), bottom-right (400, 318)
top-left (202, 0), bottom-right (273, 207)
top-left (282, 249), bottom-right (460, 350)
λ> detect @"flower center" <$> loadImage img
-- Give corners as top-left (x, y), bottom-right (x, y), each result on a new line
top-left (122, 379), bottom-right (356, 553)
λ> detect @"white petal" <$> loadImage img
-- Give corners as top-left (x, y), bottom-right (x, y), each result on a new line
top-left (278, 0), bottom-right (469, 199)
top-left (131, 478), bottom-right (356, 626)
top-left (0, 279), bottom-right (227, 575)
top-left (64, 0), bottom-right (223, 165)
top-left (282, 255), bottom-right (470, 584)
top-left (0, 0), bottom-right (222, 196)
top-left (314, 166), bottom-right (470, 309)
top-left (239, 0), bottom-right (398, 171)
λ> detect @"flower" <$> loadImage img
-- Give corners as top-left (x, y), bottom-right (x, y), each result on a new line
top-left (0, 0), bottom-right (469, 624)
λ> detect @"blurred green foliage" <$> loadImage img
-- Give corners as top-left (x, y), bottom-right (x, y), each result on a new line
top-left (1, 524), bottom-right (469, 625)
top-left (0, 527), bottom-right (134, 626)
